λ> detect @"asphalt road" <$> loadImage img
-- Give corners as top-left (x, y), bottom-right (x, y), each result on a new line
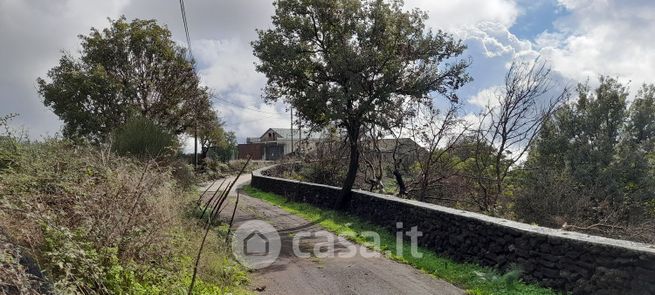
top-left (200, 173), bottom-right (464, 295)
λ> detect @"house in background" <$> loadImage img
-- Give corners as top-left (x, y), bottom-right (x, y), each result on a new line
top-left (238, 128), bottom-right (322, 160)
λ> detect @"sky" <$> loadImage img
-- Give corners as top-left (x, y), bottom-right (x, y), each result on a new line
top-left (1, 0), bottom-right (655, 148)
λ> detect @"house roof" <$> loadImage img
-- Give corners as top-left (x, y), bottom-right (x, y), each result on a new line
top-left (262, 128), bottom-right (323, 140)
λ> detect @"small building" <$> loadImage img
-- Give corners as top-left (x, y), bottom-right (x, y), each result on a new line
top-left (238, 128), bottom-right (322, 160)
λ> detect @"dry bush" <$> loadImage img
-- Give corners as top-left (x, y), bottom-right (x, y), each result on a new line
top-left (0, 139), bottom-right (184, 293)
top-left (0, 236), bottom-right (45, 295)
top-left (515, 171), bottom-right (655, 244)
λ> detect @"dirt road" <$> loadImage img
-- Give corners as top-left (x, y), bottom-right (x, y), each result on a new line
top-left (201, 174), bottom-right (464, 295)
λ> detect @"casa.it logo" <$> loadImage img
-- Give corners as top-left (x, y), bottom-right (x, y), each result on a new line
top-left (231, 220), bottom-right (281, 269)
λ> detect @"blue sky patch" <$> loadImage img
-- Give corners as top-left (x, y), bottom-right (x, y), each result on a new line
top-left (510, 0), bottom-right (568, 40)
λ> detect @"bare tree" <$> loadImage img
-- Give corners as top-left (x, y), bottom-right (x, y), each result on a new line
top-left (471, 58), bottom-right (569, 213)
top-left (361, 127), bottom-right (386, 193)
top-left (400, 102), bottom-right (468, 201)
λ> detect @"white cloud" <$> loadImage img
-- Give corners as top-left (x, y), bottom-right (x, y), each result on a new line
top-left (538, 0), bottom-right (655, 87)
top-left (469, 86), bottom-right (503, 109)
top-left (406, 0), bottom-right (528, 60)
top-left (556, 0), bottom-right (602, 11)
top-left (0, 0), bottom-right (129, 137)
top-left (195, 39), bottom-right (264, 94)
top-left (405, 0), bottom-right (519, 33)
top-left (462, 22), bottom-right (535, 59)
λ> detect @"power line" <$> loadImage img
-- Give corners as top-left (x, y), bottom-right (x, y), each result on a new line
top-left (177, 2), bottom-right (281, 116)
top-left (178, 0), bottom-right (197, 167)
top-left (179, 0), bottom-right (193, 59)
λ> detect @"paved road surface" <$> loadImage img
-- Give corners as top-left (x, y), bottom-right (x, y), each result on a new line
top-left (200, 173), bottom-right (464, 295)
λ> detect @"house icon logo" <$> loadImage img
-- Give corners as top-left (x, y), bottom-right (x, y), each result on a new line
top-left (244, 230), bottom-right (269, 256)
top-left (231, 220), bottom-right (281, 269)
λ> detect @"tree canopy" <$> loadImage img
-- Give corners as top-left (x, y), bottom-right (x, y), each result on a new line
top-left (253, 0), bottom-right (470, 208)
top-left (517, 77), bottom-right (655, 234)
top-left (198, 118), bottom-right (237, 163)
top-left (38, 17), bottom-right (215, 142)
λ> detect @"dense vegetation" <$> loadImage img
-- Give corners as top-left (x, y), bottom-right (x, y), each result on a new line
top-left (0, 119), bottom-right (250, 294)
top-left (516, 79), bottom-right (655, 241)
top-left (274, 77), bottom-right (655, 244)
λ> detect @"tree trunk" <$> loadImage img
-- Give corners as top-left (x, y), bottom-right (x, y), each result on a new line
top-left (199, 146), bottom-right (210, 168)
top-left (393, 169), bottom-right (406, 196)
top-left (200, 146), bottom-right (209, 161)
top-left (417, 153), bottom-right (433, 202)
top-left (335, 127), bottom-right (360, 210)
top-left (418, 171), bottom-right (430, 202)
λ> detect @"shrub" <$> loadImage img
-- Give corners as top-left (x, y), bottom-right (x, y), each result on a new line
top-left (207, 158), bottom-right (230, 174)
top-left (0, 114), bottom-right (20, 172)
top-left (0, 136), bottom-right (18, 172)
top-left (301, 162), bottom-right (345, 187)
top-left (0, 135), bottom-right (255, 293)
top-left (0, 138), bottom-right (181, 293)
top-left (111, 116), bottom-right (178, 160)
top-left (42, 225), bottom-right (137, 294)
top-left (171, 159), bottom-right (197, 190)
top-left (0, 234), bottom-right (45, 295)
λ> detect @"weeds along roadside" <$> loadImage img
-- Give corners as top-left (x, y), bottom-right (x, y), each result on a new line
top-left (0, 136), bottom-right (251, 294)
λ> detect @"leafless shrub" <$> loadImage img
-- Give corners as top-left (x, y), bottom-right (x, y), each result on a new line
top-left (402, 102), bottom-right (468, 201)
top-left (469, 58), bottom-right (569, 213)
top-left (515, 171), bottom-right (655, 243)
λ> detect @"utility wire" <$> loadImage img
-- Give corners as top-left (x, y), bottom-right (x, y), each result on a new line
top-left (179, 0), bottom-right (193, 59)
top-left (178, 0), bottom-right (198, 168)
top-left (178, 1), bottom-right (281, 117)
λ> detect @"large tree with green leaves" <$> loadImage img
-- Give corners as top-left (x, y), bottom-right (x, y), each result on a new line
top-left (517, 77), bottom-right (655, 239)
top-left (38, 17), bottom-right (214, 142)
top-left (197, 117), bottom-right (236, 163)
top-left (252, 0), bottom-right (470, 208)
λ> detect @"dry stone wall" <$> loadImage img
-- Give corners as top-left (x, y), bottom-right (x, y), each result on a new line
top-left (251, 168), bottom-right (655, 295)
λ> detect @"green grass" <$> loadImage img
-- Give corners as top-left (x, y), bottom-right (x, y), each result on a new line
top-left (178, 190), bottom-right (253, 295)
top-left (243, 186), bottom-right (556, 295)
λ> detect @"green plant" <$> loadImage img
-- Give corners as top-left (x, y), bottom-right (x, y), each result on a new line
top-left (500, 264), bottom-right (523, 288)
top-left (1, 134), bottom-right (253, 294)
top-left (37, 17), bottom-right (214, 142)
top-left (42, 225), bottom-right (144, 294)
top-left (0, 114), bottom-right (20, 171)
top-left (171, 159), bottom-right (197, 189)
top-left (111, 116), bottom-right (178, 160)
